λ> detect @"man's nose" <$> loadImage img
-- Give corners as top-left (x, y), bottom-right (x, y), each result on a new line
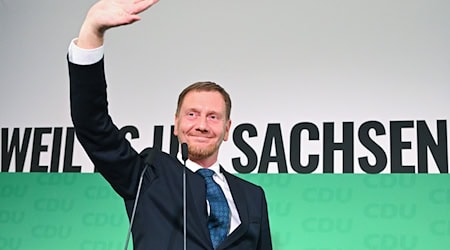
top-left (196, 116), bottom-right (208, 132)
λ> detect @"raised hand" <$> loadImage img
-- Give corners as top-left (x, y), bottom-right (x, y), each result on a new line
top-left (77, 0), bottom-right (159, 49)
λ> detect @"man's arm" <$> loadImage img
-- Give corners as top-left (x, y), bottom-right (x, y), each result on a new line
top-left (68, 0), bottom-right (160, 199)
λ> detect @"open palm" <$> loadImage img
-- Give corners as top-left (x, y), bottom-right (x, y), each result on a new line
top-left (87, 0), bottom-right (159, 30)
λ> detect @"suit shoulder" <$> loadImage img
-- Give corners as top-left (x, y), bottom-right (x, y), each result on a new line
top-left (224, 172), bottom-right (265, 193)
top-left (140, 147), bottom-right (179, 166)
top-left (140, 147), bottom-right (185, 177)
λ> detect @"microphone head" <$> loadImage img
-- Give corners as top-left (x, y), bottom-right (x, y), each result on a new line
top-left (181, 143), bottom-right (189, 162)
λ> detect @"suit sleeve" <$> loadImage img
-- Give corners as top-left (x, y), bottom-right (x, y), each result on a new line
top-left (258, 188), bottom-right (273, 250)
top-left (68, 57), bottom-right (144, 199)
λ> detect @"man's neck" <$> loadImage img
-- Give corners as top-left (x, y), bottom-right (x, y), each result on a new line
top-left (191, 155), bottom-right (218, 168)
top-left (189, 154), bottom-right (218, 168)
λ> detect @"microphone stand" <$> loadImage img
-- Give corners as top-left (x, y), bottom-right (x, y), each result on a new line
top-left (123, 148), bottom-right (156, 250)
top-left (123, 165), bottom-right (148, 250)
top-left (181, 143), bottom-right (189, 250)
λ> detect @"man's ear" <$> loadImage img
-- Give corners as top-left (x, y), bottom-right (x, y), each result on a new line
top-left (223, 119), bottom-right (232, 141)
top-left (173, 115), bottom-right (179, 136)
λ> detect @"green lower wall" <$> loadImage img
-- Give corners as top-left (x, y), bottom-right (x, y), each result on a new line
top-left (1, 174), bottom-right (449, 250)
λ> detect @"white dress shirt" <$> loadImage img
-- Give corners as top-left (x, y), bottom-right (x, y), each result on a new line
top-left (177, 153), bottom-right (241, 235)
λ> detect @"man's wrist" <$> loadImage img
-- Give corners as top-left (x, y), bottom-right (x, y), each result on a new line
top-left (68, 38), bottom-right (104, 65)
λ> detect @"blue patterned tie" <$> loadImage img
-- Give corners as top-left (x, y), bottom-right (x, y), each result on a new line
top-left (197, 168), bottom-right (230, 249)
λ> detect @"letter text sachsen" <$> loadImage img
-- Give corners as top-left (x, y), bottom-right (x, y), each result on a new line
top-left (231, 120), bottom-right (448, 173)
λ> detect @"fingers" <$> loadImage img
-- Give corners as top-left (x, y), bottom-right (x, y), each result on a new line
top-left (78, 0), bottom-right (159, 48)
top-left (129, 0), bottom-right (159, 15)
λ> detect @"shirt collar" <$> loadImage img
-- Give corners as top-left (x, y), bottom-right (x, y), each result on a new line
top-left (177, 152), bottom-right (225, 181)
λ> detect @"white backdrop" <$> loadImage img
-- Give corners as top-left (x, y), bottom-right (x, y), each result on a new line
top-left (1, 0), bottom-right (449, 173)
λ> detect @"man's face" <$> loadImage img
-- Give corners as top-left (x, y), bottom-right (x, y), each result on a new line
top-left (174, 90), bottom-right (231, 161)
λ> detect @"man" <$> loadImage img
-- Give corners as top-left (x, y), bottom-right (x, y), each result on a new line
top-left (68, 0), bottom-right (272, 249)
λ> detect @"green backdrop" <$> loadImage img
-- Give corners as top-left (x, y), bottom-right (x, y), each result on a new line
top-left (1, 174), bottom-right (449, 250)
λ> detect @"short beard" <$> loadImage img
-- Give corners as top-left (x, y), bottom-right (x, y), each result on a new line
top-left (188, 143), bottom-right (220, 161)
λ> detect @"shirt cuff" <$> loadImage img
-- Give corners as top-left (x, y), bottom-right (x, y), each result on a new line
top-left (68, 38), bottom-right (104, 65)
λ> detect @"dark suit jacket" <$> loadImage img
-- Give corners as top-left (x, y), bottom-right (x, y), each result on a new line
top-left (68, 58), bottom-right (272, 250)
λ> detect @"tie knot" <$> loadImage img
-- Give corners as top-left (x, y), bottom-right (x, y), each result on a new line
top-left (197, 168), bottom-right (215, 178)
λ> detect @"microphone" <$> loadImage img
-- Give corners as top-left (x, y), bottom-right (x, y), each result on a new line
top-left (181, 143), bottom-right (188, 250)
top-left (181, 143), bottom-right (189, 162)
top-left (124, 148), bottom-right (156, 250)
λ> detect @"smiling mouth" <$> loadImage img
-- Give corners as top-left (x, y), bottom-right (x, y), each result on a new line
top-left (190, 135), bottom-right (212, 142)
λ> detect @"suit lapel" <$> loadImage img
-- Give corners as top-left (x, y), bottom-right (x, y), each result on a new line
top-left (185, 167), bottom-right (212, 249)
top-left (219, 169), bottom-right (249, 249)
